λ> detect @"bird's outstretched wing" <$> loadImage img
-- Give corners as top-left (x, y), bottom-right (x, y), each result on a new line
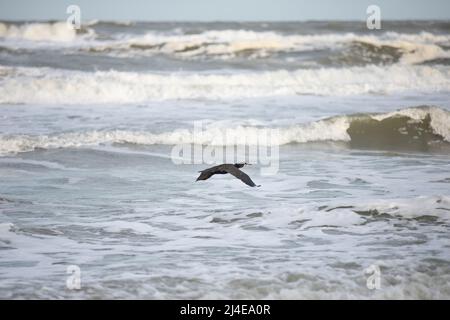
top-left (196, 170), bottom-right (214, 181)
top-left (224, 165), bottom-right (260, 187)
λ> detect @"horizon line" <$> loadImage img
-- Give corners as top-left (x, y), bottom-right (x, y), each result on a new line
top-left (1, 18), bottom-right (449, 23)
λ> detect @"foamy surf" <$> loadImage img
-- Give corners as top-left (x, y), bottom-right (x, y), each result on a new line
top-left (91, 30), bottom-right (450, 64)
top-left (1, 20), bottom-right (450, 300)
top-left (0, 21), bottom-right (96, 42)
top-left (309, 195), bottom-right (450, 225)
top-left (0, 65), bottom-right (449, 104)
top-left (0, 106), bottom-right (448, 155)
top-left (1, 22), bottom-right (449, 65)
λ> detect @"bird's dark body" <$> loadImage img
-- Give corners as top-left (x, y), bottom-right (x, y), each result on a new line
top-left (196, 163), bottom-right (260, 187)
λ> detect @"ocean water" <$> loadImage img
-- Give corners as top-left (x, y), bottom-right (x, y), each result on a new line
top-left (0, 21), bottom-right (450, 299)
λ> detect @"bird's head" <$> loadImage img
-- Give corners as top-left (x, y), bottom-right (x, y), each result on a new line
top-left (234, 162), bottom-right (251, 168)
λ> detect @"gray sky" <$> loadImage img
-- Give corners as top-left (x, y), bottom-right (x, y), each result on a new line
top-left (0, 0), bottom-right (449, 21)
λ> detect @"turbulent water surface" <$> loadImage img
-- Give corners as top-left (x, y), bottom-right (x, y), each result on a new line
top-left (0, 21), bottom-right (450, 299)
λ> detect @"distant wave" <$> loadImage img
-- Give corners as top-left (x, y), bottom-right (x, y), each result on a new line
top-left (90, 30), bottom-right (450, 64)
top-left (84, 20), bottom-right (133, 27)
top-left (1, 65), bottom-right (449, 104)
top-left (1, 106), bottom-right (448, 155)
top-left (0, 22), bottom-right (95, 42)
top-left (0, 22), bottom-right (449, 65)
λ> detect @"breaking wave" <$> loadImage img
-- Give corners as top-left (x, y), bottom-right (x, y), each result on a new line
top-left (0, 21), bottom-right (94, 42)
top-left (89, 30), bottom-right (450, 64)
top-left (0, 106), bottom-right (449, 155)
top-left (0, 21), bottom-right (449, 65)
top-left (0, 65), bottom-right (449, 104)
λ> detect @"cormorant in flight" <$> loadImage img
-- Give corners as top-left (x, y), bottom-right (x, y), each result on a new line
top-left (196, 163), bottom-right (260, 187)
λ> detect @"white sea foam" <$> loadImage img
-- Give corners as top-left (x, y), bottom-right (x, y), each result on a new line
top-left (0, 22), bottom-right (78, 42)
top-left (0, 222), bottom-right (14, 236)
top-left (310, 195), bottom-right (450, 224)
top-left (95, 221), bottom-right (155, 234)
top-left (87, 30), bottom-right (450, 63)
top-left (0, 23), bottom-right (448, 64)
top-left (0, 124), bottom-right (344, 155)
top-left (243, 195), bottom-right (450, 232)
top-left (348, 32), bottom-right (450, 65)
top-left (80, 30), bottom-right (450, 64)
top-left (0, 65), bottom-right (449, 104)
top-left (300, 209), bottom-right (365, 229)
top-left (351, 195), bottom-right (450, 220)
top-left (0, 106), bottom-right (448, 155)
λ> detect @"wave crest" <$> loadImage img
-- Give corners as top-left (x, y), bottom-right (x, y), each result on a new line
top-left (0, 22), bottom-right (78, 42)
top-left (1, 23), bottom-right (449, 65)
top-left (0, 106), bottom-right (448, 156)
top-left (80, 30), bottom-right (450, 64)
top-left (1, 65), bottom-right (449, 104)
top-left (0, 21), bottom-right (96, 42)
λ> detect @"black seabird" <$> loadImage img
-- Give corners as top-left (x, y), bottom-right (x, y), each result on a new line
top-left (196, 163), bottom-right (260, 187)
